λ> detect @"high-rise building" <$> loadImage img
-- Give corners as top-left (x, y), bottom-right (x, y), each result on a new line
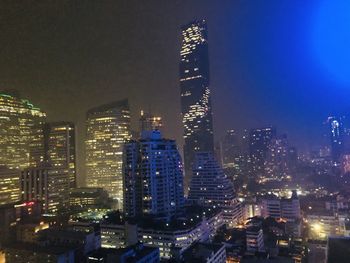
top-left (85, 100), bottom-right (131, 209)
top-left (44, 122), bottom-right (76, 189)
top-left (21, 165), bottom-right (70, 214)
top-left (249, 127), bottom-right (276, 178)
top-left (188, 152), bottom-right (243, 228)
top-left (0, 92), bottom-right (46, 170)
top-left (0, 166), bottom-right (20, 205)
top-left (261, 191), bottom-right (301, 222)
top-left (188, 152), bottom-right (235, 206)
top-left (123, 130), bottom-right (184, 218)
top-left (327, 116), bottom-right (345, 163)
top-left (180, 20), bottom-right (214, 192)
top-left (264, 135), bottom-right (296, 182)
top-left (220, 130), bottom-right (240, 168)
top-left (139, 110), bottom-right (163, 132)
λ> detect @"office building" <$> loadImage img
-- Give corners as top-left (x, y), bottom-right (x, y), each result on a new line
top-left (249, 127), bottom-right (276, 178)
top-left (123, 130), bottom-right (184, 218)
top-left (86, 99), bottom-right (131, 209)
top-left (188, 152), bottom-right (243, 228)
top-left (221, 130), bottom-right (240, 168)
top-left (44, 122), bottom-right (76, 189)
top-left (0, 166), bottom-right (20, 205)
top-left (261, 191), bottom-right (301, 221)
top-left (16, 220), bottom-right (50, 243)
top-left (139, 208), bottom-right (224, 259)
top-left (180, 20), bottom-right (214, 191)
top-left (264, 135), bottom-right (296, 182)
top-left (0, 91), bottom-right (46, 170)
top-left (21, 165), bottom-right (70, 214)
top-left (70, 207), bottom-right (223, 260)
top-left (69, 211), bottom-right (137, 249)
top-left (246, 226), bottom-right (264, 253)
top-left (307, 211), bottom-right (340, 240)
top-left (38, 227), bottom-right (101, 256)
top-left (69, 187), bottom-right (110, 209)
top-left (261, 191), bottom-right (301, 237)
top-left (139, 110), bottom-right (163, 132)
top-left (188, 152), bottom-right (235, 206)
top-left (0, 201), bottom-right (42, 245)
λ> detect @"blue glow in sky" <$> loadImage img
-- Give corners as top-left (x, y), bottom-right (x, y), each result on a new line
top-left (313, 0), bottom-right (350, 84)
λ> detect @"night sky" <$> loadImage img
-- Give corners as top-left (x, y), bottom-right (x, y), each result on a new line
top-left (1, 0), bottom-right (349, 185)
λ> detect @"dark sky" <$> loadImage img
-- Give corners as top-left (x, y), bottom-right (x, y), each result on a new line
top-left (1, 0), bottom-right (350, 185)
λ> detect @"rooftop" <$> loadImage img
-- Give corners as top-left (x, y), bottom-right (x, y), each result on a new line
top-left (182, 242), bottom-right (224, 262)
top-left (88, 244), bottom-right (159, 262)
top-left (3, 242), bottom-right (75, 255)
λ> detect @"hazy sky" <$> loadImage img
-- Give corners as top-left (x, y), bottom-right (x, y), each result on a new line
top-left (1, 0), bottom-right (349, 185)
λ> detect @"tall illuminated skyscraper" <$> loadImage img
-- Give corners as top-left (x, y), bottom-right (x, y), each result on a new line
top-left (44, 122), bottom-right (76, 189)
top-left (85, 99), bottom-right (131, 209)
top-left (180, 20), bottom-right (214, 191)
top-left (0, 91), bottom-right (46, 170)
top-left (327, 116), bottom-right (345, 163)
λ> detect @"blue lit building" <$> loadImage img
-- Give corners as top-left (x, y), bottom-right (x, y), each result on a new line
top-left (327, 116), bottom-right (345, 163)
top-left (123, 130), bottom-right (184, 219)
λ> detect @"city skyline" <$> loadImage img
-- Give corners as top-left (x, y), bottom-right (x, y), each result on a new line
top-left (2, 1), bottom-right (350, 185)
top-left (1, 1), bottom-right (350, 262)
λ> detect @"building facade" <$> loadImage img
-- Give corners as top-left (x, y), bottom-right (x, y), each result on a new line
top-left (44, 122), bottom-right (76, 189)
top-left (86, 99), bottom-right (131, 209)
top-left (21, 166), bottom-right (70, 214)
top-left (0, 166), bottom-right (20, 205)
top-left (246, 226), bottom-right (264, 253)
top-left (249, 127), bottom-right (276, 179)
top-left (188, 152), bottom-right (235, 206)
top-left (180, 20), bottom-right (214, 192)
top-left (264, 135), bottom-right (297, 182)
top-left (123, 130), bottom-right (184, 218)
top-left (0, 92), bottom-right (46, 170)
top-left (221, 130), bottom-right (240, 168)
top-left (139, 210), bottom-right (224, 259)
top-left (139, 110), bottom-right (163, 133)
top-left (69, 187), bottom-right (109, 209)
top-left (261, 191), bottom-right (301, 221)
top-left (188, 152), bottom-right (243, 228)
